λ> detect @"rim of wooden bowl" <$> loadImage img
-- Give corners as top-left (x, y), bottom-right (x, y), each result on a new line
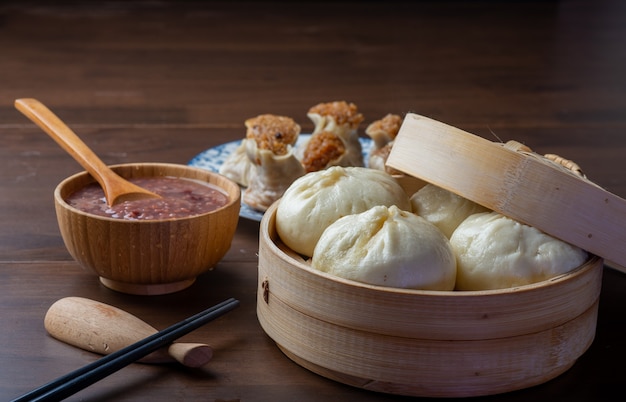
top-left (54, 162), bottom-right (241, 222)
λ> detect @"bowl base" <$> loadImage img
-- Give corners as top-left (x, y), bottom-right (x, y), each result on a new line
top-left (99, 277), bottom-right (196, 295)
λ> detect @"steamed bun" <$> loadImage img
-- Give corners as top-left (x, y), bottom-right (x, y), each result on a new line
top-left (450, 211), bottom-right (588, 290)
top-left (410, 184), bottom-right (489, 238)
top-left (312, 205), bottom-right (456, 290)
top-left (276, 166), bottom-right (411, 257)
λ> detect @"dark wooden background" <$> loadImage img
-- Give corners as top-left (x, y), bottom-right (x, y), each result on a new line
top-left (1, 1), bottom-right (625, 401)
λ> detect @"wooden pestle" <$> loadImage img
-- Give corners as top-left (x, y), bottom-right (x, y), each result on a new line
top-left (44, 297), bottom-right (213, 368)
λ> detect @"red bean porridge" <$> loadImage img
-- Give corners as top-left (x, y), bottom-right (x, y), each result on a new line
top-left (66, 176), bottom-right (230, 220)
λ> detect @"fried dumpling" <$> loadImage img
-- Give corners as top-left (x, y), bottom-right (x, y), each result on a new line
top-left (366, 113), bottom-right (403, 174)
top-left (241, 114), bottom-right (304, 211)
top-left (244, 114), bottom-right (300, 154)
top-left (298, 101), bottom-right (365, 169)
top-left (219, 114), bottom-right (300, 188)
top-left (365, 113), bottom-right (402, 150)
top-left (300, 131), bottom-right (347, 173)
top-left (243, 141), bottom-right (305, 212)
top-left (218, 139), bottom-right (254, 187)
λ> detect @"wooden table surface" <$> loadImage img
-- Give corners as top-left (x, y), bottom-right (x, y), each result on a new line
top-left (2, 1), bottom-right (626, 401)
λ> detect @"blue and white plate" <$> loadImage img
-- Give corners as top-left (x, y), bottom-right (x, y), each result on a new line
top-left (189, 135), bottom-right (373, 221)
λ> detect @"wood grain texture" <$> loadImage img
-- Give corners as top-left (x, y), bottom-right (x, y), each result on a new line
top-left (257, 202), bottom-right (603, 397)
top-left (15, 98), bottom-right (163, 206)
top-left (387, 113), bottom-right (626, 267)
top-left (44, 297), bottom-right (214, 367)
top-left (2, 1), bottom-right (626, 401)
top-left (54, 163), bottom-right (241, 294)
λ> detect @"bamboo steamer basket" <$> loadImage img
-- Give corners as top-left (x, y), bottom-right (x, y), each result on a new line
top-left (256, 114), bottom-right (625, 397)
top-left (258, 205), bottom-right (602, 397)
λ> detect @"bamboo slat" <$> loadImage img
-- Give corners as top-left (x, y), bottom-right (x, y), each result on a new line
top-left (386, 113), bottom-right (626, 267)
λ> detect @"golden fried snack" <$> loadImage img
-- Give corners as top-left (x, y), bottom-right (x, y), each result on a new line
top-left (366, 113), bottom-right (404, 173)
top-left (245, 114), bottom-right (301, 156)
top-left (307, 101), bottom-right (364, 129)
top-left (242, 114), bottom-right (304, 212)
top-left (221, 114), bottom-right (301, 187)
top-left (301, 131), bottom-right (346, 173)
top-left (365, 113), bottom-right (402, 149)
top-left (300, 101), bottom-right (365, 168)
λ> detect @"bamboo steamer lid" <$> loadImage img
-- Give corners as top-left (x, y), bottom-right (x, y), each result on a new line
top-left (386, 113), bottom-right (626, 268)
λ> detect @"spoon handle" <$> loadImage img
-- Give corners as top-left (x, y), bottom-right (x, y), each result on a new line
top-left (44, 297), bottom-right (213, 368)
top-left (14, 98), bottom-right (113, 191)
top-left (14, 98), bottom-right (160, 205)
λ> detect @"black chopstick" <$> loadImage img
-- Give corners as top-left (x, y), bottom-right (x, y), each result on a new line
top-left (11, 297), bottom-right (239, 402)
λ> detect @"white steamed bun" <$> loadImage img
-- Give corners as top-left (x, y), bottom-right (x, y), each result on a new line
top-left (410, 184), bottom-right (489, 238)
top-left (276, 166), bottom-right (411, 257)
top-left (450, 211), bottom-right (588, 290)
top-left (311, 205), bottom-right (456, 290)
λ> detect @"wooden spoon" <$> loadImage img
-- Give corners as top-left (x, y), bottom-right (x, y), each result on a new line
top-left (44, 297), bottom-right (213, 368)
top-left (14, 98), bottom-right (160, 206)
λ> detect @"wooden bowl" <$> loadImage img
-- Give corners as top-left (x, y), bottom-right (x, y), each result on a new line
top-left (54, 163), bottom-right (241, 295)
top-left (257, 201), bottom-right (603, 398)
